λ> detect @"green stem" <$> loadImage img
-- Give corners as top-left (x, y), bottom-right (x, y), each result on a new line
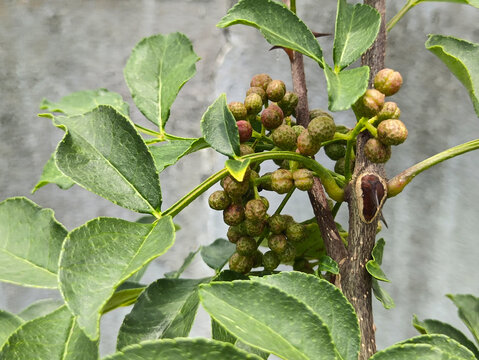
top-left (290, 0), bottom-right (296, 13)
top-left (387, 138), bottom-right (479, 197)
top-left (345, 117), bottom-right (368, 182)
top-left (274, 188), bottom-right (295, 215)
top-left (163, 151), bottom-right (345, 218)
top-left (364, 122), bottom-right (378, 137)
top-left (331, 201), bottom-right (342, 218)
top-left (135, 124), bottom-right (163, 138)
top-left (387, 0), bottom-right (417, 32)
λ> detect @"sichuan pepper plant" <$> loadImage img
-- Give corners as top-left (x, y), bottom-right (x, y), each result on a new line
top-left (1, 0), bottom-right (479, 359)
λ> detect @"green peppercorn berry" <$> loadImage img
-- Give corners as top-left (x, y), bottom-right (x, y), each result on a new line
top-left (268, 234), bottom-right (288, 254)
top-left (228, 101), bottom-right (247, 120)
top-left (374, 68), bottom-right (403, 96)
top-left (292, 125), bottom-right (305, 137)
top-left (293, 258), bottom-right (314, 273)
top-left (352, 89), bottom-right (385, 118)
top-left (297, 129), bottom-right (321, 156)
top-left (309, 109), bottom-right (333, 121)
top-left (229, 252), bottom-right (254, 274)
top-left (244, 93), bottom-right (263, 115)
top-left (271, 169), bottom-right (294, 194)
top-left (308, 115), bottom-right (336, 143)
top-left (277, 91), bottom-right (299, 116)
top-left (244, 218), bottom-right (266, 237)
top-left (244, 199), bottom-right (268, 222)
top-left (208, 190), bottom-right (231, 210)
top-left (280, 243), bottom-right (296, 263)
top-left (377, 102), bottom-right (400, 122)
top-left (266, 79), bottom-right (286, 102)
top-left (246, 86), bottom-right (267, 104)
top-left (263, 251), bottom-right (280, 271)
top-left (324, 143), bottom-right (346, 161)
top-left (223, 204), bottom-right (245, 226)
top-left (227, 224), bottom-right (245, 243)
top-left (272, 124), bottom-right (297, 151)
top-left (334, 157), bottom-right (354, 176)
top-left (236, 236), bottom-right (257, 256)
top-left (377, 119), bottom-right (408, 146)
top-left (261, 105), bottom-right (284, 130)
top-left (239, 144), bottom-right (255, 156)
top-left (268, 214), bottom-right (288, 234)
top-left (292, 169), bottom-right (314, 191)
top-left (286, 222), bottom-right (306, 242)
top-left (250, 73), bottom-right (272, 91)
top-left (364, 138), bottom-right (391, 163)
top-left (252, 250), bottom-right (263, 268)
top-left (223, 175), bottom-right (249, 199)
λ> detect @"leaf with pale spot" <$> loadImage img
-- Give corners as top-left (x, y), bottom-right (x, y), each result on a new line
top-left (0, 197), bottom-right (67, 288)
top-left (225, 159), bottom-right (251, 182)
top-left (59, 216), bottom-right (175, 340)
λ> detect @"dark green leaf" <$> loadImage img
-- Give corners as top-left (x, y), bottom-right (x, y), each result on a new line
top-left (447, 294), bottom-right (479, 345)
top-left (59, 216), bottom-right (175, 340)
top-left (124, 33), bottom-right (200, 128)
top-left (54, 105), bottom-right (161, 214)
top-left (17, 299), bottom-right (64, 321)
top-left (218, 0), bottom-right (323, 64)
top-left (333, 0), bottom-right (381, 69)
top-left (164, 248), bottom-right (201, 279)
top-left (372, 278), bottom-right (395, 309)
top-left (105, 338), bottom-right (262, 360)
top-left (0, 311), bottom-right (23, 348)
top-left (399, 334), bottom-right (475, 359)
top-left (413, 315), bottom-right (479, 358)
top-left (225, 159), bottom-right (251, 182)
top-left (149, 138), bottom-right (209, 173)
top-left (102, 285), bottom-right (146, 314)
top-left (200, 94), bottom-right (240, 158)
top-left (426, 35), bottom-right (479, 117)
top-left (40, 88), bottom-right (129, 118)
top-left (32, 153), bottom-right (75, 193)
top-left (117, 278), bottom-right (210, 350)
top-left (366, 238), bottom-right (389, 282)
top-left (0, 197), bottom-right (67, 288)
top-left (254, 272), bottom-right (360, 360)
top-left (199, 280), bottom-right (337, 360)
top-left (201, 239), bottom-right (236, 271)
top-left (370, 343), bottom-right (452, 359)
top-left (294, 221), bottom-right (326, 260)
top-left (324, 65), bottom-right (369, 112)
top-left (0, 306), bottom-right (98, 360)
top-left (318, 255), bottom-right (339, 274)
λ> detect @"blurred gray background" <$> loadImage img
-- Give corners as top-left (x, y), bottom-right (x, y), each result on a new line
top-left (0, 0), bottom-right (478, 357)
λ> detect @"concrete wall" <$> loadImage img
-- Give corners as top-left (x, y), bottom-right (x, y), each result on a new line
top-left (1, 0), bottom-right (478, 356)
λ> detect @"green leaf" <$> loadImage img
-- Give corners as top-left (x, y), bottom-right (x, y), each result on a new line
top-left (370, 343), bottom-right (454, 359)
top-left (17, 299), bottom-right (64, 321)
top-left (105, 338), bottom-right (262, 360)
top-left (40, 88), bottom-right (129, 118)
top-left (366, 238), bottom-right (389, 282)
top-left (254, 272), bottom-right (360, 360)
top-left (324, 64), bottom-right (370, 112)
top-left (426, 34), bottom-right (479, 117)
top-left (225, 159), bottom-right (251, 182)
top-left (0, 306), bottom-right (98, 360)
top-left (54, 105), bottom-right (161, 214)
top-left (199, 280), bottom-right (337, 360)
top-left (0, 197), bottom-right (67, 288)
top-left (102, 284), bottom-right (146, 314)
top-left (149, 138), bottom-right (209, 173)
top-left (59, 216), bottom-right (175, 340)
top-left (398, 334), bottom-right (476, 359)
top-left (0, 311), bottom-right (23, 349)
top-left (218, 0), bottom-right (323, 65)
top-left (413, 315), bottom-right (479, 358)
top-left (164, 248), bottom-right (201, 279)
top-left (414, 0), bottom-right (479, 8)
top-left (201, 94), bottom-right (240, 158)
top-left (124, 33), bottom-right (200, 128)
top-left (372, 278), bottom-right (395, 309)
top-left (294, 221), bottom-right (326, 260)
top-left (117, 278), bottom-right (210, 350)
top-left (32, 153), bottom-right (75, 193)
top-left (318, 255), bottom-right (339, 274)
top-left (447, 294), bottom-right (479, 345)
top-left (201, 239), bottom-right (236, 272)
top-left (333, 0), bottom-right (381, 70)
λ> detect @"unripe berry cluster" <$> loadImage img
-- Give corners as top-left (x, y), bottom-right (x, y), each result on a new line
top-left (353, 68), bottom-right (408, 164)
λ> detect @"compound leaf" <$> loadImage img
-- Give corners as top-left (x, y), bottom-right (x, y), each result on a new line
top-left (54, 105), bottom-right (161, 214)
top-left (18, 299), bottom-right (64, 321)
top-left (0, 306), bottom-right (98, 360)
top-left (124, 33), bottom-right (200, 128)
top-left (40, 88), bottom-right (129, 118)
top-left (200, 238), bottom-right (236, 272)
top-left (117, 278), bottom-right (210, 350)
top-left (372, 278), bottom-right (395, 309)
top-left (149, 138), bottom-right (209, 173)
top-left (447, 294), bottom-right (479, 345)
top-left (333, 0), bottom-right (381, 69)
top-left (225, 159), bottom-right (251, 182)
top-left (200, 94), bottom-right (240, 158)
top-left (218, 0), bottom-right (323, 65)
top-left (59, 216), bottom-right (175, 340)
top-left (0, 311), bottom-right (23, 349)
top-left (370, 343), bottom-right (455, 359)
top-left (199, 280), bottom-right (337, 360)
top-left (324, 64), bottom-right (369, 112)
top-left (398, 334), bottom-right (475, 359)
top-left (32, 153), bottom-right (75, 193)
top-left (426, 34), bottom-right (479, 117)
top-left (0, 197), bottom-right (67, 288)
top-left (318, 255), bottom-right (339, 274)
top-left (253, 272), bottom-right (360, 360)
top-left (366, 238), bottom-right (389, 282)
top-left (102, 284), bottom-right (146, 315)
top-left (105, 338), bottom-right (262, 360)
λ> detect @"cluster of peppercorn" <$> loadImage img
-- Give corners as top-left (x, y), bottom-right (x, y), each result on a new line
top-left (353, 68), bottom-right (407, 163)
